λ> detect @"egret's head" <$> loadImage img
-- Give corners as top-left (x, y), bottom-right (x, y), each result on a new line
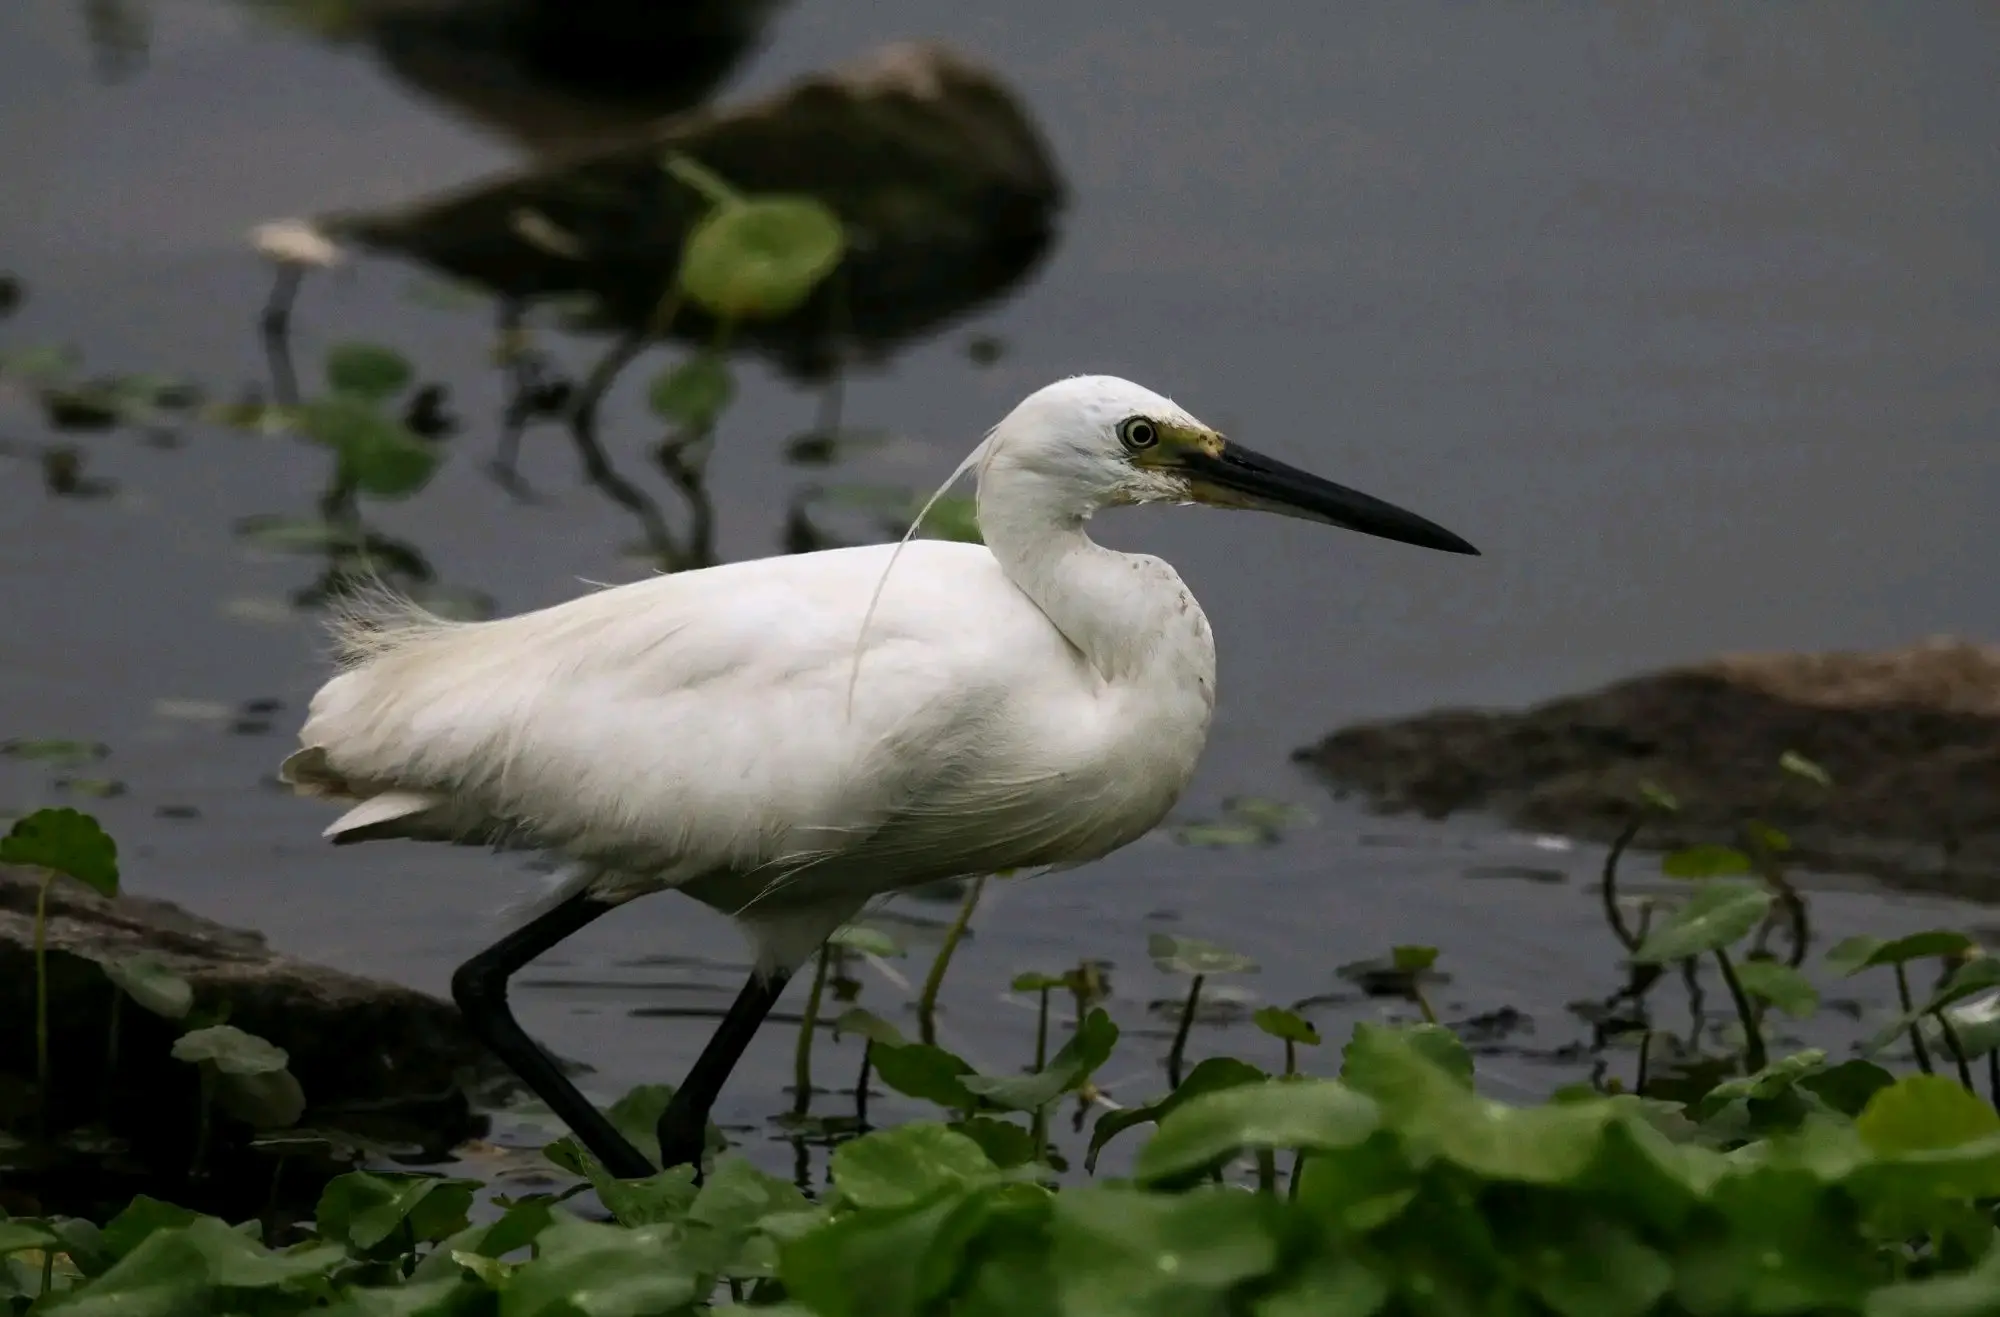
top-left (987, 375), bottom-right (1478, 555)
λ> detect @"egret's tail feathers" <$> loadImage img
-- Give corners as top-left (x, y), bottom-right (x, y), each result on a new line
top-left (324, 791), bottom-right (445, 844)
top-left (324, 579), bottom-right (461, 668)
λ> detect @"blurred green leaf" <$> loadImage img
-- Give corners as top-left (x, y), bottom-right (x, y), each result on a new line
top-left (1390, 945), bottom-right (1438, 975)
top-left (1252, 1006), bottom-right (1321, 1046)
top-left (216, 1067), bottom-right (306, 1129)
top-left (1632, 880), bottom-right (1772, 963)
top-left (302, 396), bottom-right (440, 499)
top-left (98, 953), bottom-right (192, 1020)
top-left (679, 197), bottom-right (844, 321)
top-left (1779, 750), bottom-right (1832, 787)
top-left (326, 342), bottom-right (414, 401)
top-left (1051, 1187), bottom-right (1282, 1317)
top-left (1134, 1079), bottom-right (1379, 1184)
top-left (171, 1025), bottom-right (287, 1076)
top-left (1829, 931), bottom-right (1978, 975)
top-left (1085, 1056), bottom-right (1267, 1174)
top-left (952, 1116), bottom-right (1040, 1170)
top-left (1170, 822), bottom-right (1270, 848)
top-left (503, 1216), bottom-right (700, 1317)
top-left (646, 355), bottom-right (733, 431)
top-left (1341, 1022), bottom-right (1474, 1092)
top-left (832, 1006), bottom-right (908, 1049)
top-left (828, 923), bottom-right (901, 958)
top-left (1660, 844), bottom-right (1753, 879)
top-left (316, 1172), bottom-right (476, 1255)
top-left (831, 1123), bottom-right (997, 1210)
top-left (1733, 959), bottom-right (1820, 1017)
top-left (0, 806), bottom-right (119, 894)
top-left (1856, 1075), bottom-right (2000, 1155)
top-left (871, 1040), bottom-right (981, 1110)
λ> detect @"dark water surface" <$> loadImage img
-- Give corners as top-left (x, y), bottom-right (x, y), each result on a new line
top-left (3, 1), bottom-right (1998, 1173)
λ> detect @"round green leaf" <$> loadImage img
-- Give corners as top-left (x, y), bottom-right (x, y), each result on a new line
top-left (1147, 933), bottom-right (1258, 976)
top-left (1085, 1056), bottom-right (1268, 1174)
top-left (1856, 1075), bottom-right (2000, 1155)
top-left (831, 1007), bottom-right (907, 1049)
top-left (216, 1068), bottom-right (306, 1129)
top-left (171, 1025), bottom-right (289, 1076)
top-left (1778, 750), bottom-right (1832, 786)
top-left (829, 1122), bottom-right (996, 1210)
top-left (678, 197), bottom-right (845, 321)
top-left (1832, 931), bottom-right (1978, 975)
top-left (1252, 1006), bottom-right (1321, 1046)
top-left (1390, 944), bottom-right (1439, 974)
top-left (100, 952), bottom-right (193, 1020)
top-left (1660, 844), bottom-right (1753, 879)
top-left (302, 396), bottom-right (440, 500)
top-left (1632, 880), bottom-right (1772, 964)
top-left (646, 355), bottom-right (734, 430)
top-left (1134, 1079), bottom-right (1379, 1184)
top-left (0, 806), bottom-right (119, 894)
top-left (1010, 971), bottom-right (1067, 993)
top-left (326, 341), bottom-right (414, 401)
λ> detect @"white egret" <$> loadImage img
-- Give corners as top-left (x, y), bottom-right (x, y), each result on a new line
top-left (280, 375), bottom-right (1476, 1177)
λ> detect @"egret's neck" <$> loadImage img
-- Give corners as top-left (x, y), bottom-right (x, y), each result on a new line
top-left (977, 467), bottom-right (1187, 681)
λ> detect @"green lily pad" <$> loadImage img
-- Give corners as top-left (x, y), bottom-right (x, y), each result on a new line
top-left (0, 807), bottom-right (119, 895)
top-left (828, 924), bottom-right (901, 958)
top-left (1133, 1079), bottom-right (1380, 1184)
top-left (830, 1123), bottom-right (997, 1210)
top-left (1085, 1056), bottom-right (1268, 1173)
top-left (1660, 845), bottom-right (1753, 879)
top-left (1252, 1006), bottom-right (1321, 1046)
top-left (1733, 959), bottom-right (1819, 1017)
top-left (961, 1008), bottom-right (1118, 1111)
top-left (171, 1025), bottom-right (288, 1076)
top-left (302, 396), bottom-right (440, 500)
top-left (679, 197), bottom-right (845, 322)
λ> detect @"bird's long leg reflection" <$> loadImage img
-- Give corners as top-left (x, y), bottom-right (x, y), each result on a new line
top-left (450, 891), bottom-right (655, 1179)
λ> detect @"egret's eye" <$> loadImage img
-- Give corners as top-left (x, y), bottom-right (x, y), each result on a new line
top-left (1118, 417), bottom-right (1159, 451)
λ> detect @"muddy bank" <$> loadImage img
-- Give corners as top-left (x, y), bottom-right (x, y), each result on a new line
top-left (0, 866), bottom-right (494, 1217)
top-left (1295, 637), bottom-right (2000, 900)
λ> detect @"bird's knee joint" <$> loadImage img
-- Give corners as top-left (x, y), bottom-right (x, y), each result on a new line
top-left (450, 961), bottom-right (508, 1015)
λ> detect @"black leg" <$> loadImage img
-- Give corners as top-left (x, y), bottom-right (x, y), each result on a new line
top-left (656, 970), bottom-right (791, 1170)
top-left (451, 892), bottom-right (656, 1180)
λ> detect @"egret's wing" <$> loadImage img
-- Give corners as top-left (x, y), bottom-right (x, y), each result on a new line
top-left (284, 542), bottom-right (1082, 878)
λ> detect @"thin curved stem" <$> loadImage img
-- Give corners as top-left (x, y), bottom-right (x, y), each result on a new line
top-left (792, 946), bottom-right (830, 1116)
top-left (1934, 1011), bottom-right (1975, 1091)
top-left (1166, 975), bottom-right (1205, 1089)
top-left (1601, 819), bottom-right (1644, 952)
top-left (1894, 964), bottom-right (1935, 1075)
top-left (918, 875), bottom-right (986, 1046)
top-left (566, 332), bottom-right (682, 567)
top-left (1712, 949), bottom-right (1766, 1074)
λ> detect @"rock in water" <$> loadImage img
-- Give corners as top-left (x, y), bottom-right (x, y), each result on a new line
top-left (1296, 637), bottom-right (2000, 898)
top-left (0, 866), bottom-right (490, 1214)
top-left (320, 41), bottom-right (1065, 379)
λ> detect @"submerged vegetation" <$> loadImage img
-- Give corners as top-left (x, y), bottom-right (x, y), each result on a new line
top-left (12, 753), bottom-right (2000, 1313)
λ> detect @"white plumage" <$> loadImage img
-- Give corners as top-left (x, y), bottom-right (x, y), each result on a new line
top-left (279, 374), bottom-right (1475, 1173)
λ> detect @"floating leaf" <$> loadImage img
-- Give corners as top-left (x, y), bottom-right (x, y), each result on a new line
top-left (679, 197), bottom-right (844, 321)
top-left (961, 1009), bottom-right (1119, 1111)
top-left (1252, 1006), bottom-right (1321, 1046)
top-left (1778, 750), bottom-right (1832, 787)
top-left (325, 342), bottom-right (414, 401)
top-left (1660, 845), bottom-right (1753, 879)
top-left (646, 355), bottom-right (734, 431)
top-left (171, 1025), bottom-right (288, 1076)
top-left (1733, 959), bottom-right (1819, 1018)
top-left (216, 1068), bottom-right (307, 1130)
top-left (1010, 971), bottom-right (1067, 993)
top-left (99, 953), bottom-right (193, 1020)
top-left (232, 515), bottom-right (359, 555)
top-left (1631, 881), bottom-right (1772, 964)
top-left (830, 1123), bottom-right (997, 1210)
top-left (502, 1216), bottom-right (700, 1316)
top-left (1391, 945), bottom-right (1439, 975)
top-left (302, 396), bottom-right (440, 500)
top-left (1, 738), bottom-right (108, 765)
top-left (0, 807), bottom-right (119, 894)
top-left (1147, 933), bottom-right (1258, 976)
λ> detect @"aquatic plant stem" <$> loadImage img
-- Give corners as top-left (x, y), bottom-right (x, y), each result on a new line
top-left (793, 946), bottom-right (830, 1116)
top-left (918, 875), bottom-right (986, 1046)
top-left (1934, 1011), bottom-right (1976, 1091)
top-left (1034, 986), bottom-right (1051, 1072)
top-left (1255, 1150), bottom-right (1278, 1194)
top-left (1166, 975), bottom-right (1205, 1089)
top-left (1987, 1050), bottom-right (1999, 1113)
top-left (33, 870), bottom-right (52, 1131)
top-left (1601, 819), bottom-right (1644, 952)
top-left (1712, 949), bottom-right (1767, 1074)
top-left (1893, 964), bottom-right (1935, 1074)
top-left (1635, 1030), bottom-right (1652, 1097)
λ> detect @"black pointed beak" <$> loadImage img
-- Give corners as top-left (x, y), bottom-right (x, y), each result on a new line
top-left (1180, 443), bottom-right (1479, 555)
